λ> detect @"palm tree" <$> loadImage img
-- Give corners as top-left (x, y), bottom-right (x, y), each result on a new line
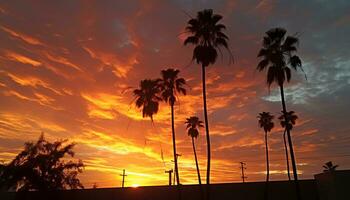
top-left (133, 79), bottom-right (161, 121)
top-left (279, 111), bottom-right (298, 131)
top-left (184, 9), bottom-right (232, 185)
top-left (279, 111), bottom-right (298, 181)
top-left (258, 112), bottom-right (274, 200)
top-left (323, 161), bottom-right (338, 172)
top-left (257, 27), bottom-right (304, 200)
top-left (185, 116), bottom-right (204, 185)
top-left (158, 68), bottom-right (186, 185)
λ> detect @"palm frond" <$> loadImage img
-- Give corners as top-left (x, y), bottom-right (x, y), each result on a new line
top-left (257, 27), bottom-right (305, 88)
top-left (215, 24), bottom-right (226, 31)
top-left (257, 59), bottom-right (269, 71)
top-left (289, 55), bottom-right (302, 70)
top-left (183, 9), bottom-right (232, 67)
top-left (285, 67), bottom-right (291, 82)
top-left (257, 49), bottom-right (268, 57)
top-left (266, 27), bottom-right (286, 45)
top-left (267, 66), bottom-right (277, 86)
top-left (184, 36), bottom-right (199, 45)
top-left (212, 14), bottom-right (223, 24)
top-left (283, 36), bottom-right (299, 49)
top-left (216, 31), bottom-right (229, 39)
top-left (215, 37), bottom-right (228, 48)
top-left (257, 112), bottom-right (274, 132)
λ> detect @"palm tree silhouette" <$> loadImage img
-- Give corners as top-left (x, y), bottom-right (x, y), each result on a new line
top-left (279, 111), bottom-right (298, 131)
top-left (258, 112), bottom-right (274, 200)
top-left (185, 116), bottom-right (204, 185)
top-left (133, 79), bottom-right (162, 121)
top-left (323, 161), bottom-right (339, 172)
top-left (158, 68), bottom-right (186, 185)
top-left (279, 110), bottom-right (298, 181)
top-left (184, 9), bottom-right (231, 185)
top-left (257, 27), bottom-right (304, 200)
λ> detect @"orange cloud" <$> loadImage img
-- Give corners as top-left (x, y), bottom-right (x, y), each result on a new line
top-left (44, 52), bottom-right (83, 72)
top-left (0, 26), bottom-right (44, 46)
top-left (300, 129), bottom-right (318, 136)
top-left (210, 123), bottom-right (237, 136)
top-left (2, 89), bottom-right (61, 110)
top-left (0, 112), bottom-right (66, 140)
top-left (5, 51), bottom-right (41, 67)
top-left (216, 135), bottom-right (263, 150)
top-left (3, 90), bottom-right (32, 101)
top-left (4, 72), bottom-right (64, 95)
top-left (73, 128), bottom-right (163, 161)
top-left (83, 46), bottom-right (137, 78)
top-left (81, 92), bottom-right (170, 122)
top-left (34, 92), bottom-right (55, 106)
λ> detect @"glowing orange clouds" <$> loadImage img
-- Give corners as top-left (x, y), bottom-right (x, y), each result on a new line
top-left (5, 51), bottom-right (41, 67)
top-left (1, 0), bottom-right (349, 188)
top-left (0, 26), bottom-right (44, 46)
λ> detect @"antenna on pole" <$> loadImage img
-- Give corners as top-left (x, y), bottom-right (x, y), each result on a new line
top-left (239, 162), bottom-right (247, 183)
top-left (120, 169), bottom-right (127, 188)
top-left (165, 169), bottom-right (173, 185)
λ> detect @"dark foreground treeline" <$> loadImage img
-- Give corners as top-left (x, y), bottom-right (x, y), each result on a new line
top-left (0, 180), bottom-right (318, 200)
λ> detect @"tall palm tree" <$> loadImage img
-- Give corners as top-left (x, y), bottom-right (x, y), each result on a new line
top-left (184, 9), bottom-right (232, 185)
top-left (133, 79), bottom-right (162, 121)
top-left (185, 116), bottom-right (204, 185)
top-left (158, 68), bottom-right (186, 185)
top-left (279, 111), bottom-right (298, 181)
top-left (258, 112), bottom-right (274, 200)
top-left (257, 27), bottom-right (304, 200)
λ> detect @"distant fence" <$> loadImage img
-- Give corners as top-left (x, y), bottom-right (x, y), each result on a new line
top-left (0, 180), bottom-right (318, 200)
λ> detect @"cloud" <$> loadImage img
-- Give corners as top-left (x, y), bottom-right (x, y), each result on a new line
top-left (3, 71), bottom-right (64, 95)
top-left (5, 51), bottom-right (41, 67)
top-left (82, 46), bottom-right (137, 78)
top-left (0, 26), bottom-right (44, 46)
top-left (44, 52), bottom-right (83, 72)
top-left (0, 112), bottom-right (66, 139)
top-left (81, 92), bottom-right (144, 121)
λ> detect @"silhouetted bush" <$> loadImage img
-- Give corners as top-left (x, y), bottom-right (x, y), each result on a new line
top-left (0, 134), bottom-right (84, 191)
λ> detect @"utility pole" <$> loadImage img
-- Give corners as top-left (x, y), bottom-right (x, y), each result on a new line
top-left (165, 169), bottom-right (173, 185)
top-left (120, 169), bottom-right (127, 188)
top-left (239, 162), bottom-right (247, 183)
top-left (171, 154), bottom-right (181, 185)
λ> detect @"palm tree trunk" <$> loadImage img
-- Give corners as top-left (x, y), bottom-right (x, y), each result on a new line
top-left (201, 64), bottom-right (211, 185)
top-left (283, 129), bottom-right (291, 181)
top-left (171, 104), bottom-right (182, 200)
top-left (264, 130), bottom-right (269, 200)
top-left (202, 64), bottom-right (211, 200)
top-left (192, 137), bottom-right (202, 185)
top-left (265, 131), bottom-right (270, 182)
top-left (279, 85), bottom-right (301, 200)
top-left (171, 104), bottom-right (180, 185)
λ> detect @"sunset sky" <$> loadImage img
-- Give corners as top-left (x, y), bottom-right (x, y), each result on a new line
top-left (1, 0), bottom-right (350, 188)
